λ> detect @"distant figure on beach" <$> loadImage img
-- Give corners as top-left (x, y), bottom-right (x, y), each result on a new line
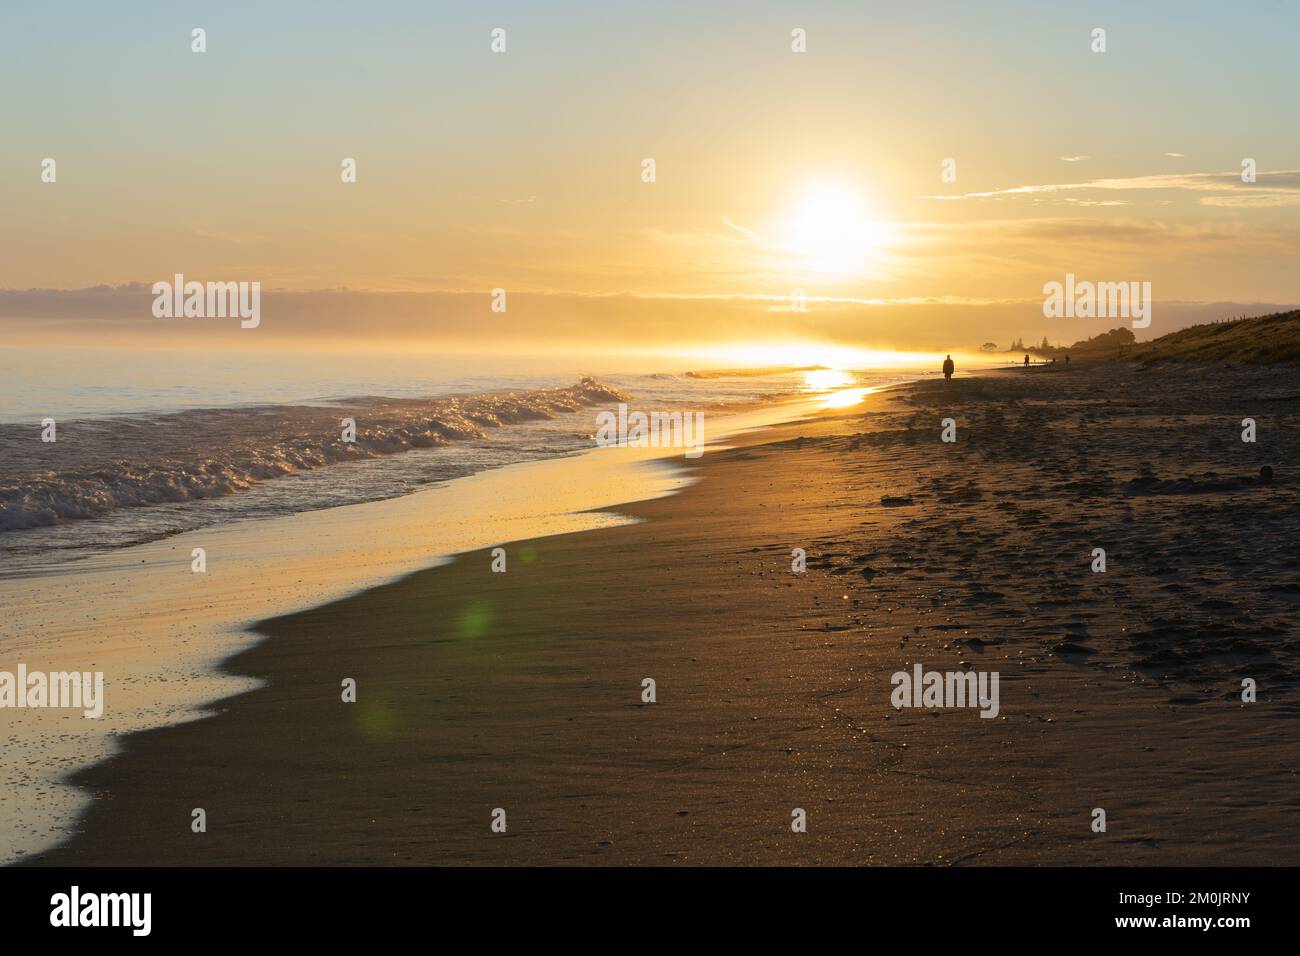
top-left (1065, 353), bottom-right (1070, 366)
top-left (1024, 354), bottom-right (1030, 367)
top-left (942, 354), bottom-right (954, 381)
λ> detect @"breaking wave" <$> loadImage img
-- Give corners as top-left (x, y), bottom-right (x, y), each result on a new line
top-left (0, 377), bottom-right (626, 533)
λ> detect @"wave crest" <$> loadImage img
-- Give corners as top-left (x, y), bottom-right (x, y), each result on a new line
top-left (0, 377), bottom-right (626, 532)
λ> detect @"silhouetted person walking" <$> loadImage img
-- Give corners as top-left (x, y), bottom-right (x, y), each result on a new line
top-left (1024, 354), bottom-right (1030, 367)
top-left (942, 354), bottom-right (954, 382)
top-left (1065, 353), bottom-right (1070, 366)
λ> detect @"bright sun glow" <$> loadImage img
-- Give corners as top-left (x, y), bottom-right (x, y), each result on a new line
top-left (801, 368), bottom-right (854, 391)
top-left (800, 369), bottom-right (877, 409)
top-left (820, 387), bottom-right (876, 409)
top-left (684, 341), bottom-right (941, 371)
top-left (779, 183), bottom-right (892, 275)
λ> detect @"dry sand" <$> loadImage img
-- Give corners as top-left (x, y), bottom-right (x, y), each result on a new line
top-left (30, 362), bottom-right (1300, 865)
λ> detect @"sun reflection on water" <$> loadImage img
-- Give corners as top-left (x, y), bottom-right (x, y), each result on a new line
top-left (800, 368), bottom-right (854, 392)
top-left (797, 369), bottom-right (877, 409)
top-left (820, 386), bottom-right (876, 408)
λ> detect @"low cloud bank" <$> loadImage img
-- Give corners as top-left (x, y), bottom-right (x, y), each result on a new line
top-left (1, 285), bottom-right (1293, 354)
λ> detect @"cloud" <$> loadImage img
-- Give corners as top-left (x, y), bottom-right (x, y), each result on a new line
top-left (1200, 192), bottom-right (1300, 208)
top-left (1059, 156), bottom-right (1091, 162)
top-left (722, 217), bottom-right (764, 241)
top-left (2, 284), bottom-right (1293, 353)
top-left (903, 216), bottom-right (1299, 251)
top-left (916, 169), bottom-right (1300, 207)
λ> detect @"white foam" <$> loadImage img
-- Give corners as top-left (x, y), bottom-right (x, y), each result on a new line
top-left (0, 395), bottom-right (828, 863)
top-left (0, 378), bottom-right (626, 534)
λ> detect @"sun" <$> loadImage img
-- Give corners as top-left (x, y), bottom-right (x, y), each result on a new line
top-left (778, 182), bottom-right (892, 276)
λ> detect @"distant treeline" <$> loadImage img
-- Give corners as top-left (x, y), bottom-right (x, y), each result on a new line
top-left (987, 309), bottom-right (1300, 365)
top-left (1031, 327), bottom-right (1136, 359)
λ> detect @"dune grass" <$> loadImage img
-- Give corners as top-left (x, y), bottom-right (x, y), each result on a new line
top-left (1133, 309), bottom-right (1300, 365)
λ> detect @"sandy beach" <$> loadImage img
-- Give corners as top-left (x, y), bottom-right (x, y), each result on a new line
top-left (29, 361), bottom-right (1299, 866)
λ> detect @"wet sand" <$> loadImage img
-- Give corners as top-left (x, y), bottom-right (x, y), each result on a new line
top-left (30, 362), bottom-right (1300, 865)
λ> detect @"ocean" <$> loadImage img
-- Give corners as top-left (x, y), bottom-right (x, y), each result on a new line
top-left (0, 346), bottom-right (930, 572)
top-left (0, 343), bottom-right (944, 864)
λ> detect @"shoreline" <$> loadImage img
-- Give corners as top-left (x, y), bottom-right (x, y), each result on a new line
top-left (21, 362), bottom-right (1300, 865)
top-left (0, 390), bottom-right (848, 865)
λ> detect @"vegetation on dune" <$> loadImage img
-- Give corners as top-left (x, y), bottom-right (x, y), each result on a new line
top-left (995, 310), bottom-right (1300, 366)
top-left (1131, 310), bottom-right (1300, 365)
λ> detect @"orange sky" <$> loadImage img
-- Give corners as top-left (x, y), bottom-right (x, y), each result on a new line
top-left (3, 2), bottom-right (1298, 357)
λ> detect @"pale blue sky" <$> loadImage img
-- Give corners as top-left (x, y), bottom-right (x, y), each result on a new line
top-left (2, 1), bottom-right (1297, 310)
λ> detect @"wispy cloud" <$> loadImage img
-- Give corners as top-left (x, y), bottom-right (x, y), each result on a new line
top-left (1060, 198), bottom-right (1128, 207)
top-left (722, 217), bottom-right (764, 241)
top-left (917, 169), bottom-right (1300, 207)
top-left (1059, 156), bottom-right (1090, 163)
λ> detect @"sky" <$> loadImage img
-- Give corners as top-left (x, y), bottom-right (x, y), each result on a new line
top-left (2, 0), bottom-right (1298, 356)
